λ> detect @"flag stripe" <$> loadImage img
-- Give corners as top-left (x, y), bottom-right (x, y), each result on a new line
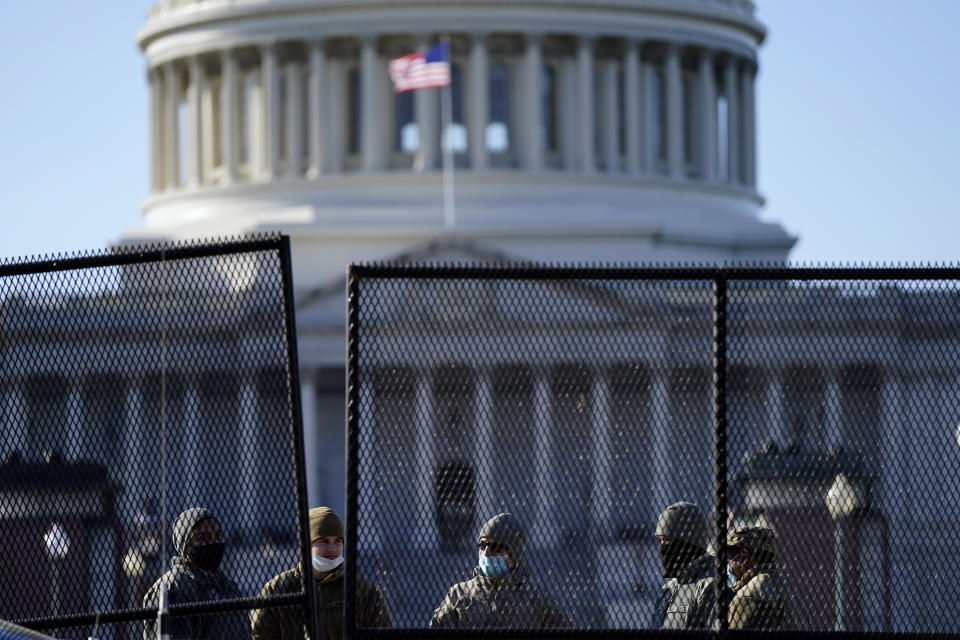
top-left (389, 44), bottom-right (451, 92)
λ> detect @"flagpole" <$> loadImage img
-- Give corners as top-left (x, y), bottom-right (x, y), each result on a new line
top-left (440, 35), bottom-right (455, 231)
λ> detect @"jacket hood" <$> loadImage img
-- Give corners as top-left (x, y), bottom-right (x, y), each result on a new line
top-left (173, 507), bottom-right (218, 556)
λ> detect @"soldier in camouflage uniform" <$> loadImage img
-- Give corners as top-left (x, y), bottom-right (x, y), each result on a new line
top-left (430, 513), bottom-right (570, 630)
top-left (651, 501), bottom-right (718, 630)
top-left (725, 525), bottom-right (797, 630)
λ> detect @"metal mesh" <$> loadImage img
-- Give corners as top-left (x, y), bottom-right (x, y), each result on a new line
top-left (0, 236), bottom-right (312, 639)
top-left (347, 266), bottom-right (960, 637)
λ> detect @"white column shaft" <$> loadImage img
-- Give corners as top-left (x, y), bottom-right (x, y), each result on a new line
top-left (698, 50), bottom-right (717, 181)
top-left (590, 373), bottom-right (612, 529)
top-left (532, 372), bottom-right (556, 546)
top-left (261, 45), bottom-right (279, 180)
top-left (201, 73), bottom-right (217, 184)
top-left (307, 41), bottom-right (326, 178)
top-left (326, 60), bottom-right (344, 173)
top-left (468, 34), bottom-right (489, 170)
top-left (66, 383), bottom-right (83, 461)
top-left (300, 376), bottom-right (319, 509)
top-left (285, 62), bottom-right (304, 178)
top-left (723, 57), bottom-right (740, 184)
top-left (624, 42), bottom-right (641, 175)
top-left (825, 373), bottom-right (842, 449)
top-left (414, 374), bottom-right (438, 548)
top-left (577, 37), bottom-right (595, 173)
top-left (239, 382), bottom-right (259, 533)
top-left (472, 373), bottom-right (496, 519)
top-left (415, 36), bottom-right (440, 172)
top-left (122, 381), bottom-right (143, 519)
top-left (523, 35), bottom-right (543, 171)
top-left (651, 370), bottom-right (672, 506)
top-left (220, 51), bottom-right (238, 184)
top-left (641, 60), bottom-right (656, 172)
top-left (361, 38), bottom-right (383, 172)
top-left (741, 63), bottom-right (757, 187)
top-left (665, 44), bottom-right (684, 179)
top-left (149, 70), bottom-right (163, 191)
top-left (187, 57), bottom-right (203, 187)
top-left (163, 63), bottom-right (179, 189)
top-left (765, 374), bottom-right (787, 447)
top-left (601, 59), bottom-right (620, 173)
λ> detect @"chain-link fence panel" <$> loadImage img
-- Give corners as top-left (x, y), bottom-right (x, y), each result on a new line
top-left (0, 236), bottom-right (314, 640)
top-left (347, 265), bottom-right (960, 638)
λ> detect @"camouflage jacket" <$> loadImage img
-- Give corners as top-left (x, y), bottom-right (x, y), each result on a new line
top-left (729, 562), bottom-right (796, 630)
top-left (142, 557), bottom-right (249, 640)
top-left (250, 564), bottom-right (390, 640)
top-left (430, 565), bottom-right (570, 630)
top-left (651, 552), bottom-right (718, 630)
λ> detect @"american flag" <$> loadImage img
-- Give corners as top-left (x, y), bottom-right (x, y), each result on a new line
top-left (388, 42), bottom-right (451, 92)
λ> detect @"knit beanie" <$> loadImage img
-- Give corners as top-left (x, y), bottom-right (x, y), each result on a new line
top-left (309, 507), bottom-right (344, 542)
top-left (478, 513), bottom-right (526, 562)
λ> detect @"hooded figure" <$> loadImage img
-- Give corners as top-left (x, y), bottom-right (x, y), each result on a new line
top-left (725, 526), bottom-right (798, 630)
top-left (251, 507), bottom-right (390, 640)
top-left (142, 507), bottom-right (248, 640)
top-left (651, 502), bottom-right (718, 630)
top-left (429, 513), bottom-right (570, 630)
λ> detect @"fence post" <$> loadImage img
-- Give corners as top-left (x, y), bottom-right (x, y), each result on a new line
top-left (713, 273), bottom-right (729, 633)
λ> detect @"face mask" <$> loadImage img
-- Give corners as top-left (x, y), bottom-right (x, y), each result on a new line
top-left (727, 568), bottom-right (737, 588)
top-left (478, 553), bottom-right (510, 578)
top-left (190, 542), bottom-right (225, 572)
top-left (658, 540), bottom-right (701, 579)
top-left (312, 553), bottom-right (344, 573)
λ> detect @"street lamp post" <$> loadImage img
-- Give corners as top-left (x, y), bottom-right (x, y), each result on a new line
top-left (825, 473), bottom-right (864, 631)
top-left (43, 522), bottom-right (71, 618)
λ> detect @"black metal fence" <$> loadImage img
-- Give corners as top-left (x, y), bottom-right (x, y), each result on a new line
top-left (346, 264), bottom-right (960, 638)
top-left (0, 236), bottom-right (314, 639)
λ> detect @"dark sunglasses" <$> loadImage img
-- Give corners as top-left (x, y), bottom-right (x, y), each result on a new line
top-left (477, 540), bottom-right (507, 554)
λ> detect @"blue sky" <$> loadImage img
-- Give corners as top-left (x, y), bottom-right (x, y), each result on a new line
top-left (0, 1), bottom-right (957, 265)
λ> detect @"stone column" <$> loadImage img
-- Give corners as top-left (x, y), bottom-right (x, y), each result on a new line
top-left (650, 369), bottom-right (672, 506)
top-left (187, 56), bottom-right (204, 187)
top-left (149, 69), bottom-right (164, 192)
top-left (468, 33), bottom-right (489, 170)
top-left (183, 383), bottom-right (201, 507)
top-left (576, 36), bottom-right (595, 173)
top-left (590, 372), bottom-right (612, 529)
top-left (3, 383), bottom-right (27, 458)
top-left (220, 50), bottom-right (238, 185)
top-left (326, 59), bottom-right (344, 173)
top-left (522, 34), bottom-right (543, 171)
top-left (415, 36), bottom-right (440, 172)
top-left (624, 41), bottom-right (641, 175)
top-left (665, 43), bottom-right (684, 179)
top-left (307, 40), bottom-right (326, 178)
top-left (723, 55), bottom-right (740, 184)
top-left (201, 66), bottom-right (217, 184)
top-left (261, 44), bottom-right (280, 181)
top-left (66, 382), bottom-right (83, 462)
top-left (360, 36), bottom-right (384, 173)
top-left (765, 373), bottom-right (788, 447)
top-left (741, 60), bottom-right (757, 188)
top-left (122, 380), bottom-right (143, 520)
top-left (698, 49), bottom-right (717, 182)
top-left (414, 373), bottom-right (438, 548)
top-left (163, 62), bottom-right (180, 189)
top-left (641, 58), bottom-right (657, 173)
top-left (824, 371), bottom-right (842, 450)
top-left (239, 379), bottom-right (260, 534)
top-left (532, 371), bottom-right (556, 546)
top-left (300, 373), bottom-right (319, 510)
top-left (285, 61), bottom-right (304, 179)
top-left (472, 372), bottom-right (496, 520)
top-left (601, 59), bottom-right (620, 173)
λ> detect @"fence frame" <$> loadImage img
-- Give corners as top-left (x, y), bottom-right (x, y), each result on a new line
top-left (2, 235), bottom-right (318, 639)
top-left (345, 263), bottom-right (960, 640)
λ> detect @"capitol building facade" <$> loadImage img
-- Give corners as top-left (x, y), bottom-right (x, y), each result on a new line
top-left (10, 0), bottom-right (960, 633)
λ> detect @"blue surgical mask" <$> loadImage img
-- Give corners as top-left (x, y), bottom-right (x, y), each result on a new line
top-left (478, 553), bottom-right (510, 577)
top-left (727, 568), bottom-right (737, 588)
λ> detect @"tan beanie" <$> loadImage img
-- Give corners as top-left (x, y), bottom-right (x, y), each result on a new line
top-left (309, 507), bottom-right (344, 542)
